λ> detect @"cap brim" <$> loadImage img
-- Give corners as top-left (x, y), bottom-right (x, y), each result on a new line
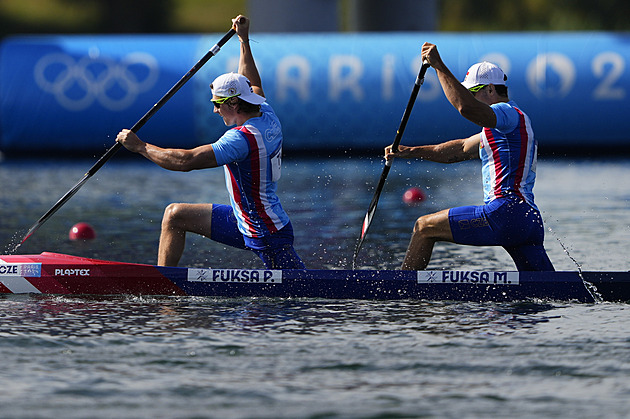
top-left (241, 93), bottom-right (266, 105)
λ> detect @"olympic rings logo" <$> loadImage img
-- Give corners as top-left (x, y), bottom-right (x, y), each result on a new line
top-left (33, 51), bottom-right (159, 111)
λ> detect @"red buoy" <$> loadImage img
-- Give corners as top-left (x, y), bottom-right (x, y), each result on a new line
top-left (402, 187), bottom-right (425, 204)
top-left (69, 222), bottom-right (96, 240)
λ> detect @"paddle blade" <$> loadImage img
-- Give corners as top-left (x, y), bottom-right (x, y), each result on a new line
top-left (352, 209), bottom-right (374, 269)
top-left (360, 212), bottom-right (371, 239)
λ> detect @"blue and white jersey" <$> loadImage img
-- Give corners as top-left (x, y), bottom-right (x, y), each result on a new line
top-left (479, 100), bottom-right (539, 210)
top-left (212, 103), bottom-right (289, 238)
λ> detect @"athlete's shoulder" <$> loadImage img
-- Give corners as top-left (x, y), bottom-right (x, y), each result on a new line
top-left (260, 102), bottom-right (274, 114)
top-left (491, 101), bottom-right (521, 132)
top-left (491, 100), bottom-right (517, 112)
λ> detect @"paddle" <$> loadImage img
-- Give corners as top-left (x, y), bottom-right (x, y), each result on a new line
top-left (15, 25), bottom-right (239, 250)
top-left (352, 61), bottom-right (431, 269)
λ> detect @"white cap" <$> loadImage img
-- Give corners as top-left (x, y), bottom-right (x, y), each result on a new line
top-left (210, 72), bottom-right (265, 105)
top-left (461, 61), bottom-right (507, 89)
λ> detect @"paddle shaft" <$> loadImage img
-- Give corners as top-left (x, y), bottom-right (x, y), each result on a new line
top-left (352, 62), bottom-right (430, 268)
top-left (18, 27), bottom-right (238, 246)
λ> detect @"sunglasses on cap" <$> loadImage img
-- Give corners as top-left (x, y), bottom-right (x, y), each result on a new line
top-left (468, 84), bottom-right (486, 94)
top-left (212, 94), bottom-right (240, 108)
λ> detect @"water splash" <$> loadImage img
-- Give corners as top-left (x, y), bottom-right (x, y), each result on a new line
top-left (3, 231), bottom-right (24, 256)
top-left (548, 226), bottom-right (582, 273)
top-left (547, 225), bottom-right (603, 303)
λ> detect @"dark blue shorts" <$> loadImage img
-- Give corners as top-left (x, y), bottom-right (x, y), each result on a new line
top-left (210, 204), bottom-right (305, 269)
top-left (448, 197), bottom-right (554, 271)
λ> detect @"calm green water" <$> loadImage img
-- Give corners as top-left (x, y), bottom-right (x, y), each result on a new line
top-left (1, 157), bottom-right (630, 418)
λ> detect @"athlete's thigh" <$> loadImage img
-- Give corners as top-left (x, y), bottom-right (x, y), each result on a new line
top-left (209, 204), bottom-right (247, 249)
top-left (448, 204), bottom-right (500, 246)
top-left (168, 203), bottom-right (213, 238)
top-left (419, 208), bottom-right (454, 242)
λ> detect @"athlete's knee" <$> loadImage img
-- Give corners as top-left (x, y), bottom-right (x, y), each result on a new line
top-left (162, 203), bottom-right (186, 228)
top-left (412, 214), bottom-right (441, 239)
top-left (412, 216), bottom-right (429, 234)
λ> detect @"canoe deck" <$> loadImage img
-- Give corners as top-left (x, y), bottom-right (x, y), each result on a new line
top-left (1, 252), bottom-right (629, 303)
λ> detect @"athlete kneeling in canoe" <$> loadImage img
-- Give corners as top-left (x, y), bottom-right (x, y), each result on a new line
top-left (116, 15), bottom-right (305, 269)
top-left (385, 42), bottom-right (554, 271)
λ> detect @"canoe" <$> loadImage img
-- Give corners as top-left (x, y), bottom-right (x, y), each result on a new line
top-left (1, 252), bottom-right (629, 303)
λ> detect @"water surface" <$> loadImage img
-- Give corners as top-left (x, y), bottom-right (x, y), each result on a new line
top-left (1, 157), bottom-right (629, 418)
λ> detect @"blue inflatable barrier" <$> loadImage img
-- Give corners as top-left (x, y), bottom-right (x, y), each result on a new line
top-left (1, 32), bottom-right (628, 155)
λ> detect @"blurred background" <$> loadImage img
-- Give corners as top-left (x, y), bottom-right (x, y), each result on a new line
top-left (2, 0), bottom-right (630, 36)
top-left (1, 1), bottom-right (629, 156)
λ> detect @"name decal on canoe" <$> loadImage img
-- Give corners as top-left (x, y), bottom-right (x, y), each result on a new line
top-left (418, 271), bottom-right (519, 285)
top-left (0, 263), bottom-right (42, 277)
top-left (187, 269), bottom-right (282, 284)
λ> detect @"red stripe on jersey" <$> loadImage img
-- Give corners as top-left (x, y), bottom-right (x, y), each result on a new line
top-left (226, 166), bottom-right (256, 235)
top-left (236, 127), bottom-right (279, 235)
top-left (484, 127), bottom-right (506, 199)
